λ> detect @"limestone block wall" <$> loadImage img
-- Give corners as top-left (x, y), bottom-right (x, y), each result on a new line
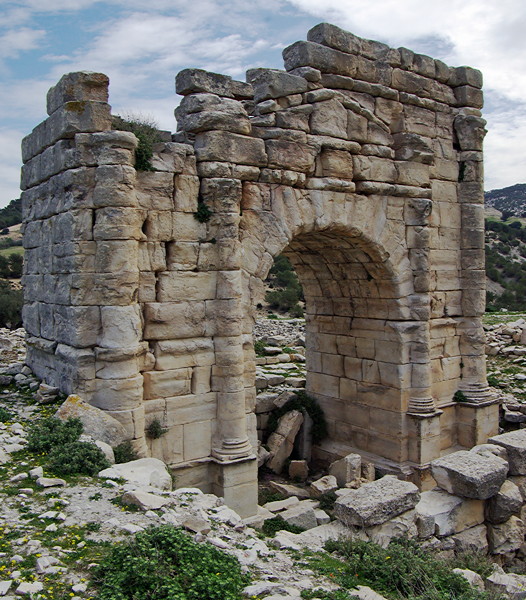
top-left (21, 23), bottom-right (497, 512)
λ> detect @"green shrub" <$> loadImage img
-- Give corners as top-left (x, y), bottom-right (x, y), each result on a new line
top-left (26, 417), bottom-right (83, 453)
top-left (318, 491), bottom-right (337, 512)
top-left (0, 407), bottom-right (13, 422)
top-left (261, 516), bottom-right (305, 537)
top-left (112, 114), bottom-right (162, 171)
top-left (318, 537), bottom-right (496, 600)
top-left (254, 339), bottom-right (266, 356)
top-left (146, 417), bottom-right (168, 439)
top-left (95, 525), bottom-right (249, 600)
top-left (113, 441), bottom-right (139, 464)
top-left (267, 390), bottom-right (328, 444)
top-left (48, 441), bottom-right (110, 476)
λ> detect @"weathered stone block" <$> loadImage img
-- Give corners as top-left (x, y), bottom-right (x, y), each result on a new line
top-left (176, 68), bottom-right (253, 99)
top-left (194, 131), bottom-right (267, 166)
top-left (489, 429), bottom-right (526, 475)
top-left (485, 480), bottom-right (523, 524)
top-left (487, 516), bottom-right (525, 554)
top-left (431, 451), bottom-right (508, 499)
top-left (247, 68), bottom-right (309, 102)
top-left (416, 489), bottom-right (484, 537)
top-left (335, 476), bottom-right (420, 527)
top-left (46, 71), bottom-right (109, 115)
top-left (307, 23), bottom-right (362, 55)
top-left (55, 394), bottom-right (128, 446)
top-left (283, 40), bottom-right (358, 77)
top-left (329, 453), bottom-right (361, 487)
top-left (266, 410), bottom-right (304, 474)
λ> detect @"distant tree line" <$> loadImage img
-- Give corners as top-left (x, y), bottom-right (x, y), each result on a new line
top-left (265, 255), bottom-right (304, 317)
top-left (0, 198), bottom-right (22, 230)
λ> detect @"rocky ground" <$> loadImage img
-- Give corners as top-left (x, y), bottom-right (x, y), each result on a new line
top-left (0, 316), bottom-right (526, 599)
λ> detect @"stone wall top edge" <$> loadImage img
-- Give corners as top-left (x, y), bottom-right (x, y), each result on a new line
top-left (305, 22), bottom-right (482, 89)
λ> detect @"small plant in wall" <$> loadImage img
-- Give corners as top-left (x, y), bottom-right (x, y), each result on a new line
top-left (146, 417), bottom-right (168, 439)
top-left (453, 390), bottom-right (468, 403)
top-left (194, 195), bottom-right (212, 223)
top-left (112, 114), bottom-right (163, 171)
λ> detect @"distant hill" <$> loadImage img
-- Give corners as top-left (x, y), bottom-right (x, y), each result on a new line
top-left (485, 184), bottom-right (526, 219)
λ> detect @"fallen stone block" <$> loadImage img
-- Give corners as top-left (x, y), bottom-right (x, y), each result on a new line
top-left (487, 516), bottom-right (525, 554)
top-left (315, 508), bottom-right (331, 525)
top-left (266, 410), bottom-right (304, 473)
top-left (489, 430), bottom-right (526, 475)
top-left (470, 443), bottom-right (508, 462)
top-left (264, 496), bottom-right (300, 512)
top-left (242, 506), bottom-right (274, 529)
top-left (485, 570), bottom-right (526, 599)
top-left (99, 458), bottom-right (172, 490)
top-left (55, 394), bottom-right (128, 446)
top-left (329, 453), bottom-right (362, 487)
top-left (365, 509), bottom-right (418, 548)
top-left (451, 524), bottom-right (488, 555)
top-left (280, 501), bottom-right (318, 530)
top-left (269, 480), bottom-right (311, 499)
top-left (485, 480), bottom-right (523, 524)
top-left (182, 516), bottom-right (212, 534)
top-left (335, 475), bottom-right (420, 527)
top-left (289, 459), bottom-right (308, 481)
top-left (430, 450), bottom-right (507, 499)
top-left (36, 477), bottom-right (66, 488)
top-left (294, 521), bottom-right (357, 550)
top-left (310, 475), bottom-right (338, 497)
top-left (416, 489), bottom-right (484, 537)
top-left (121, 490), bottom-right (170, 511)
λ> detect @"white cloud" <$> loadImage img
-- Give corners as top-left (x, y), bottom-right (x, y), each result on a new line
top-left (0, 27), bottom-right (45, 61)
top-left (0, 129), bottom-right (23, 207)
top-left (484, 106), bottom-right (526, 190)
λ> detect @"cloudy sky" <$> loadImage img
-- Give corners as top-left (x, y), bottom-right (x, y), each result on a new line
top-left (0, 0), bottom-right (525, 207)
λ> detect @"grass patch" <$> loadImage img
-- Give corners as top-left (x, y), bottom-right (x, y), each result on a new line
top-left (311, 537), bottom-right (500, 600)
top-left (0, 245), bottom-right (23, 258)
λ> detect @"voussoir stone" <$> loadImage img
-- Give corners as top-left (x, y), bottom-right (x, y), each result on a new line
top-left (430, 450), bottom-right (507, 499)
top-left (334, 475), bottom-right (420, 527)
top-left (55, 394), bottom-right (128, 446)
top-left (489, 429), bottom-right (526, 475)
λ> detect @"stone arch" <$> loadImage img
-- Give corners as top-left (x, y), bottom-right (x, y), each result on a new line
top-left (239, 186), bottom-right (426, 470)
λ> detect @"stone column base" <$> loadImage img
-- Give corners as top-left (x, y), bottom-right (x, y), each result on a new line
top-left (211, 437), bottom-right (253, 461)
top-left (407, 410), bottom-right (443, 465)
top-left (211, 456), bottom-right (258, 518)
top-left (456, 399), bottom-right (500, 448)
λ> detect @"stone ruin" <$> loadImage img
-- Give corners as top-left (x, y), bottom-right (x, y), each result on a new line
top-left (20, 23), bottom-right (498, 517)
